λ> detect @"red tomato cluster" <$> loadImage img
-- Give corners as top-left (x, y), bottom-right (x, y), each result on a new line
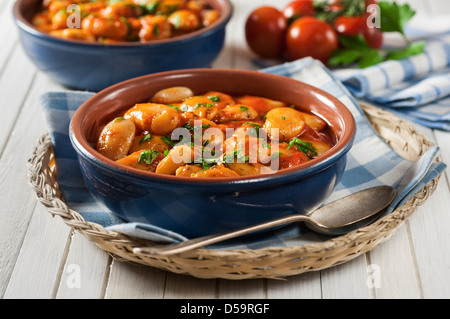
top-left (245, 0), bottom-right (383, 64)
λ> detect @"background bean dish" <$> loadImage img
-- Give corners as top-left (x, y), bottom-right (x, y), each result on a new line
top-left (32, 0), bottom-right (221, 43)
top-left (95, 86), bottom-right (336, 178)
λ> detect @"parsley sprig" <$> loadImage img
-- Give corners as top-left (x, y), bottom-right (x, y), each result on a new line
top-left (138, 150), bottom-right (160, 165)
top-left (287, 138), bottom-right (317, 159)
top-left (325, 1), bottom-right (425, 68)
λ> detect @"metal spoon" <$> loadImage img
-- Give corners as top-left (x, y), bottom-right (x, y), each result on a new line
top-left (133, 186), bottom-right (396, 256)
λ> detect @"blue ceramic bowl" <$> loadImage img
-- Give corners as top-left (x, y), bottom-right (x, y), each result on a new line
top-left (69, 69), bottom-right (356, 238)
top-left (13, 0), bottom-right (232, 92)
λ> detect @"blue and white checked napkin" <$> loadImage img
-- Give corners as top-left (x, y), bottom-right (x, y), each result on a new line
top-left (39, 57), bottom-right (446, 249)
top-left (333, 17), bottom-right (450, 131)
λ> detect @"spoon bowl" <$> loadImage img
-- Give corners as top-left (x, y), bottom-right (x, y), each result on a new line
top-left (133, 186), bottom-right (396, 256)
top-left (306, 185), bottom-right (397, 235)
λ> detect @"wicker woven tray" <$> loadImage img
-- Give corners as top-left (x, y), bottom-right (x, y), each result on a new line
top-left (27, 103), bottom-right (441, 280)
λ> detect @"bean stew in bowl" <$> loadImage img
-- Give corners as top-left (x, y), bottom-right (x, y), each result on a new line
top-left (13, 0), bottom-right (232, 91)
top-left (70, 69), bottom-right (355, 237)
top-left (96, 87), bottom-right (336, 178)
top-left (31, 0), bottom-right (221, 43)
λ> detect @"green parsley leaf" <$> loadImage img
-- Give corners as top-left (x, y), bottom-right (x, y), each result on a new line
top-left (139, 134), bottom-right (153, 145)
top-left (225, 149), bottom-right (249, 163)
top-left (329, 35), bottom-right (383, 68)
top-left (386, 40), bottom-right (426, 61)
top-left (113, 117), bottom-right (125, 123)
top-left (358, 49), bottom-right (384, 68)
top-left (161, 135), bottom-right (174, 146)
top-left (208, 95), bottom-right (221, 102)
top-left (168, 104), bottom-right (179, 111)
top-left (287, 138), bottom-right (317, 159)
top-left (239, 106), bottom-right (248, 112)
top-left (138, 150), bottom-right (160, 165)
top-left (153, 23), bottom-right (160, 36)
top-left (379, 1), bottom-right (416, 35)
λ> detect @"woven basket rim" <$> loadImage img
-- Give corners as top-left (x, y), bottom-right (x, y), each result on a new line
top-left (27, 103), bottom-right (442, 279)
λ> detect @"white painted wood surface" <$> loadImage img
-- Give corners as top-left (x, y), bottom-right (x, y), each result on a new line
top-left (1, 0), bottom-right (449, 299)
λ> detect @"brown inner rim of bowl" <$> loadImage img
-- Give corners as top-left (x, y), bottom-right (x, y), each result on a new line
top-left (14, 0), bottom-right (232, 47)
top-left (72, 69), bottom-right (356, 183)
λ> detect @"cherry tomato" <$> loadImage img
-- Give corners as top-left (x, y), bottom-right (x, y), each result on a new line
top-left (283, 0), bottom-right (315, 22)
top-left (328, 0), bottom-right (344, 12)
top-left (286, 16), bottom-right (339, 64)
top-left (365, 0), bottom-right (378, 7)
top-left (334, 16), bottom-right (363, 36)
top-left (361, 10), bottom-right (383, 49)
top-left (245, 6), bottom-right (287, 59)
top-left (362, 24), bottom-right (383, 49)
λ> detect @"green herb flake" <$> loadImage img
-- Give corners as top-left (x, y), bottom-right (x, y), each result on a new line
top-left (243, 121), bottom-right (261, 127)
top-left (113, 117), bottom-right (125, 123)
top-left (153, 23), bottom-right (160, 36)
top-left (225, 149), bottom-right (249, 163)
top-left (287, 138), bottom-right (317, 159)
top-left (161, 135), bottom-right (174, 146)
top-left (139, 133), bottom-right (153, 145)
top-left (208, 95), bottom-right (221, 102)
top-left (168, 104), bottom-right (179, 111)
top-left (138, 150), bottom-right (160, 165)
top-left (239, 106), bottom-right (249, 112)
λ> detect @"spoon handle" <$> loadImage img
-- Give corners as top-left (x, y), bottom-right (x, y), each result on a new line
top-left (133, 214), bottom-right (314, 256)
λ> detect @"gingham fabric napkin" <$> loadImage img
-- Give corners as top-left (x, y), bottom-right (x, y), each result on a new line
top-left (39, 57), bottom-right (446, 248)
top-left (333, 17), bottom-right (450, 131)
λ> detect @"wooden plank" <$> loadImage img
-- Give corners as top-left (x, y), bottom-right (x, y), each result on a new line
top-left (266, 272), bottom-right (322, 299)
top-left (0, 0), bottom-right (18, 75)
top-left (321, 255), bottom-right (373, 299)
top-left (407, 124), bottom-right (450, 299)
top-left (55, 233), bottom-right (111, 299)
top-left (104, 260), bottom-right (166, 299)
top-left (408, 180), bottom-right (450, 299)
top-left (0, 45), bottom-right (37, 152)
top-left (3, 204), bottom-right (71, 298)
top-left (0, 71), bottom-right (67, 296)
top-left (369, 225), bottom-right (422, 298)
top-left (164, 273), bottom-right (217, 299)
top-left (427, 0), bottom-right (450, 14)
top-left (218, 279), bottom-right (265, 299)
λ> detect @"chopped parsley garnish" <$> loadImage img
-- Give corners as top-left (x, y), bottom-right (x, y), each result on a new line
top-left (239, 106), bottom-right (248, 112)
top-left (281, 116), bottom-right (286, 120)
top-left (225, 149), bottom-right (249, 163)
top-left (161, 135), bottom-right (174, 146)
top-left (139, 133), bottom-right (153, 145)
top-left (287, 138), bottom-right (317, 158)
top-left (113, 117), bottom-right (125, 123)
top-left (197, 103), bottom-right (214, 108)
top-left (243, 122), bottom-right (263, 129)
top-left (153, 23), bottom-right (160, 35)
top-left (208, 95), bottom-right (220, 102)
top-left (141, 1), bottom-right (159, 14)
top-left (182, 122), bottom-right (211, 132)
top-left (168, 104), bottom-right (179, 111)
top-left (138, 150), bottom-right (160, 165)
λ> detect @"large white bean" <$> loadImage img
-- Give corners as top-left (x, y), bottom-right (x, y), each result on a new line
top-left (150, 86), bottom-right (194, 104)
top-left (96, 117), bottom-right (136, 161)
top-left (124, 103), bottom-right (179, 135)
top-left (155, 145), bottom-right (200, 175)
top-left (213, 105), bottom-right (258, 123)
top-left (263, 107), bottom-right (305, 142)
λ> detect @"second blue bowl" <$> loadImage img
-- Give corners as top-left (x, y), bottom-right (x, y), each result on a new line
top-left (13, 0), bottom-right (232, 92)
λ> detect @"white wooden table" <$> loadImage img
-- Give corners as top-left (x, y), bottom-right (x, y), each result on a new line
top-left (1, 0), bottom-right (450, 300)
